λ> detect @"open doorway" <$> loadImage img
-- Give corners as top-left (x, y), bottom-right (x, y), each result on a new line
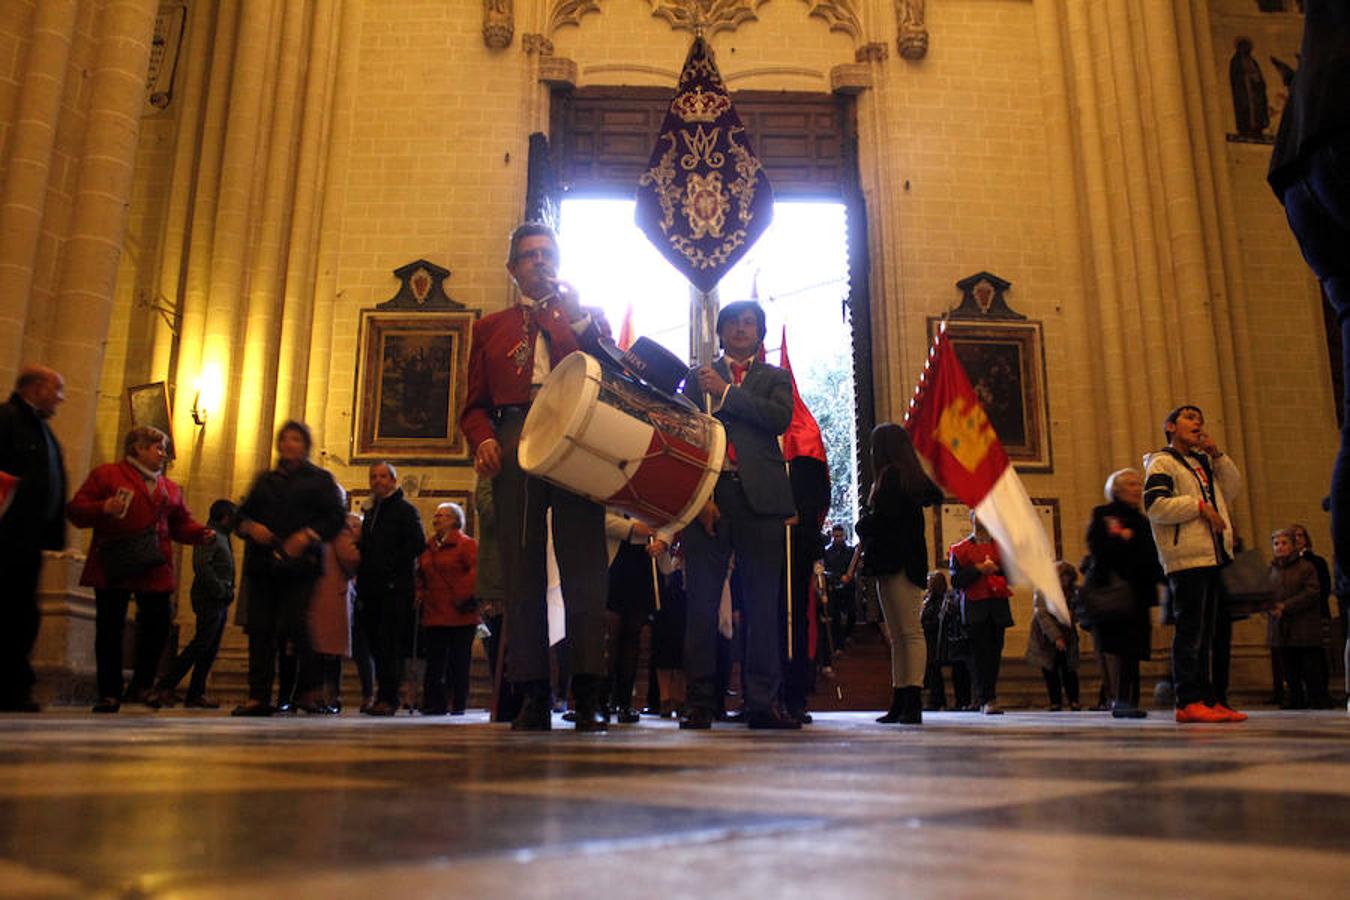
top-left (557, 198), bottom-right (859, 530)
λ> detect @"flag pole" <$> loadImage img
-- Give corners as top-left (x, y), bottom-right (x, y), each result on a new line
top-left (649, 550), bottom-right (662, 612)
top-left (785, 518), bottom-right (793, 660)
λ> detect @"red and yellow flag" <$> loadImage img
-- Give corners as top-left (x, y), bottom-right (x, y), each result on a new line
top-left (905, 325), bottom-right (1070, 624)
top-left (904, 327), bottom-right (1008, 507)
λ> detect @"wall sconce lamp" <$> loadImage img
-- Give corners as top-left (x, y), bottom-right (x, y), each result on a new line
top-left (192, 366), bottom-right (223, 428)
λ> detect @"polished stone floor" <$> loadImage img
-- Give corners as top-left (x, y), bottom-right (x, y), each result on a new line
top-left (1, 709), bottom-right (1347, 899)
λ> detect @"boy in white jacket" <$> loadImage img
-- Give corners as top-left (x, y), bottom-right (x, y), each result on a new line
top-left (1143, 405), bottom-right (1247, 724)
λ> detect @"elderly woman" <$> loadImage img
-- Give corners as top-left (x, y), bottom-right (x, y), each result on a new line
top-left (304, 511), bottom-right (361, 713)
top-left (67, 426), bottom-right (214, 713)
top-left (416, 502), bottom-right (479, 715)
top-left (1083, 468), bottom-right (1164, 718)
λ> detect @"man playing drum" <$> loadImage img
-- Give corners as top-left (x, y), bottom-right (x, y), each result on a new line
top-left (680, 300), bottom-right (800, 730)
top-left (460, 223), bottom-right (611, 732)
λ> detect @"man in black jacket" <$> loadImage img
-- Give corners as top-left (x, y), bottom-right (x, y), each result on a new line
top-left (357, 461), bottom-right (425, 715)
top-left (0, 365), bottom-right (67, 712)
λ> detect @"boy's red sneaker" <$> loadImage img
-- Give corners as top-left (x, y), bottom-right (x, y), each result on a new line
top-left (1175, 702), bottom-right (1228, 723)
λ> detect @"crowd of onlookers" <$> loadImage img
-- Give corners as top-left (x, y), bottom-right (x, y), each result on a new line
top-left (2, 367), bottom-right (1346, 722)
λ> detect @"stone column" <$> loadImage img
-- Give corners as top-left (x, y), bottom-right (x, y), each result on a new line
top-left (0, 0), bottom-right (77, 389)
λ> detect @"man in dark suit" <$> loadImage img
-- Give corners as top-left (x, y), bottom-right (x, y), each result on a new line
top-left (680, 301), bottom-right (799, 730)
top-left (460, 222), bottom-right (611, 732)
top-left (357, 461), bottom-right (425, 716)
top-left (0, 365), bottom-right (67, 712)
top-left (1269, 1), bottom-right (1350, 605)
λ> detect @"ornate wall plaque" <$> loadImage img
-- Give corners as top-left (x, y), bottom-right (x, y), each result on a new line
top-left (648, 0), bottom-right (769, 36)
top-left (483, 0), bottom-right (514, 49)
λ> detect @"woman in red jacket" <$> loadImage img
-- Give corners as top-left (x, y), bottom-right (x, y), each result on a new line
top-left (416, 502), bottom-right (478, 715)
top-left (67, 426), bottom-right (213, 712)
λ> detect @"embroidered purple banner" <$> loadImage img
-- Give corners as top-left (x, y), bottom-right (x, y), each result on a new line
top-left (635, 37), bottom-right (774, 293)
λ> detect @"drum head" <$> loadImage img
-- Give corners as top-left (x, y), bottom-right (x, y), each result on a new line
top-left (518, 352), bottom-right (599, 475)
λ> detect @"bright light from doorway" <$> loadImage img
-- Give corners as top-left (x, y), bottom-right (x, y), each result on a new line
top-left (558, 198), bottom-right (859, 527)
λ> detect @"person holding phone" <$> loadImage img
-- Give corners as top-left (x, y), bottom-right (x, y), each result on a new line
top-left (67, 426), bottom-right (214, 713)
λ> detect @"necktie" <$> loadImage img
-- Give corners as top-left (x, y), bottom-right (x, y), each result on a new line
top-left (724, 360), bottom-right (749, 467)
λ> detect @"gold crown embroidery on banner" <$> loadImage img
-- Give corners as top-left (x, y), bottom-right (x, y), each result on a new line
top-left (671, 86), bottom-right (732, 123)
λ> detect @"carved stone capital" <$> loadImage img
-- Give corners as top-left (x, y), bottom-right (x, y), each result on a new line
top-left (898, 27), bottom-right (928, 61)
top-left (522, 32), bottom-right (555, 56)
top-left (830, 63), bottom-right (872, 95)
top-left (538, 56), bottom-right (579, 88)
top-left (854, 42), bottom-right (888, 64)
top-left (483, 0), bottom-right (514, 49)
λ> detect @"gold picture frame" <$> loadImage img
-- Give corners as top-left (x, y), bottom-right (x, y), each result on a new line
top-left (352, 310), bottom-right (475, 464)
top-left (927, 317), bottom-right (1052, 472)
top-left (126, 381), bottom-right (175, 460)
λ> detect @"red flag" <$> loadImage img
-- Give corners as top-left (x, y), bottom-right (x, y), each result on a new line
top-left (779, 327), bottom-right (827, 464)
top-left (617, 302), bottom-right (635, 352)
top-left (905, 325), bottom-right (1070, 625)
top-left (903, 327), bottom-right (1008, 507)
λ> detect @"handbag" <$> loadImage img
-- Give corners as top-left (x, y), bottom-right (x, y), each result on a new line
top-left (1078, 571), bottom-right (1136, 625)
top-left (1219, 548), bottom-right (1275, 616)
top-left (98, 528), bottom-right (165, 582)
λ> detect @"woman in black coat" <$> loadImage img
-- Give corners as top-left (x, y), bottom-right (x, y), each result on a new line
top-left (856, 424), bottom-right (942, 725)
top-left (1083, 468), bottom-right (1164, 718)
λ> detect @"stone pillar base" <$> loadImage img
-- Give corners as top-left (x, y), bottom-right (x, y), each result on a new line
top-left (31, 551), bottom-right (98, 705)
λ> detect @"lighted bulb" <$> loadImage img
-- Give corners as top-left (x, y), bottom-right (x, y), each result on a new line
top-left (192, 365), bottom-right (224, 427)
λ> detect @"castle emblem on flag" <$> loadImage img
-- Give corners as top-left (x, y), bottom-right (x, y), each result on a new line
top-left (935, 397), bottom-right (995, 472)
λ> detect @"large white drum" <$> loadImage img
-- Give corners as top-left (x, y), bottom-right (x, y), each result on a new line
top-left (518, 352), bottom-right (725, 533)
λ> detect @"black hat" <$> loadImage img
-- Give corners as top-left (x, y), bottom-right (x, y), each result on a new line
top-left (595, 336), bottom-right (696, 411)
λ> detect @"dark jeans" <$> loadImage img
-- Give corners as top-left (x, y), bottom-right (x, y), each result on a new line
top-left (1169, 567), bottom-right (1223, 707)
top-left (94, 588), bottom-right (171, 700)
top-left (422, 624), bottom-right (476, 713)
top-left (358, 591), bottom-right (412, 707)
top-left (1041, 651), bottom-right (1080, 707)
top-left (965, 621), bottom-right (1006, 706)
top-left (1281, 645), bottom-right (1330, 708)
top-left (245, 574), bottom-right (314, 704)
top-left (157, 603), bottom-right (229, 698)
top-left (1281, 132), bottom-right (1350, 582)
top-left (0, 544), bottom-right (43, 707)
top-left (1103, 652), bottom-right (1142, 709)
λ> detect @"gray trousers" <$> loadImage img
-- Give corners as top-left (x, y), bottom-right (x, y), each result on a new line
top-left (493, 409), bottom-right (608, 684)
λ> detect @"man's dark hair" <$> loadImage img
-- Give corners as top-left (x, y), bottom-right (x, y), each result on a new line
top-left (506, 222), bottom-right (559, 265)
top-left (1163, 405), bottom-right (1203, 444)
top-left (276, 419), bottom-right (313, 452)
top-left (716, 300), bottom-right (767, 347)
top-left (208, 499), bottom-right (237, 525)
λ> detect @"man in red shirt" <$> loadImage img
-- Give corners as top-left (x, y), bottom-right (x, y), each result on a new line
top-left (949, 512), bottom-right (1014, 715)
top-left (460, 223), bottom-right (610, 732)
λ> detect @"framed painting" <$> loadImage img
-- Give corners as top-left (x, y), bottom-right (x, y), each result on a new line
top-left (126, 381), bottom-right (175, 460)
top-left (927, 317), bottom-right (1052, 472)
top-left (933, 497), bottom-right (1062, 567)
top-left (352, 310), bottom-right (475, 464)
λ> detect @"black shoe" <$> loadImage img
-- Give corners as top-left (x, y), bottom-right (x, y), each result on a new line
top-left (679, 707), bottom-right (714, 730)
top-left (419, 706), bottom-right (449, 716)
top-left (275, 702), bottom-right (295, 715)
top-left (788, 709), bottom-right (813, 725)
top-left (898, 686), bottom-right (923, 725)
top-left (511, 681), bottom-right (553, 732)
top-left (719, 708), bottom-right (746, 723)
top-left (614, 706), bottom-right (641, 724)
top-left (571, 674), bottom-right (609, 733)
top-left (876, 688), bottom-right (904, 724)
top-left (231, 701), bottom-right (272, 717)
top-left (124, 687), bottom-right (161, 710)
top-left (92, 698), bottom-right (120, 714)
top-left (747, 709), bottom-right (802, 730)
top-left (364, 701), bottom-right (397, 717)
top-left (184, 695), bottom-right (220, 709)
top-left (0, 698), bottom-right (40, 713)
top-left (1112, 706), bottom-right (1148, 719)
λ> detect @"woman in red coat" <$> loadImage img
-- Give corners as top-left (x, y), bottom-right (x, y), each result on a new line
top-left (67, 426), bottom-right (213, 712)
top-left (416, 502), bottom-right (478, 715)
